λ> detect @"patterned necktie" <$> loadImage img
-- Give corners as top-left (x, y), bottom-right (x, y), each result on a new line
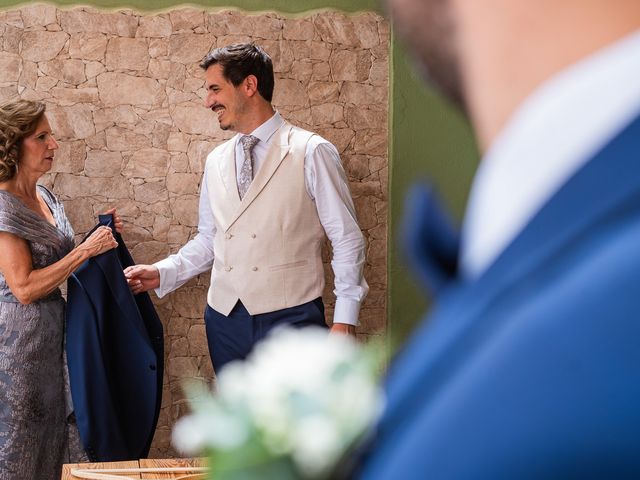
top-left (237, 135), bottom-right (259, 199)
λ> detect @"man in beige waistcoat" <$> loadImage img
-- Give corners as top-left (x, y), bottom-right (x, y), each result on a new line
top-left (125, 43), bottom-right (368, 372)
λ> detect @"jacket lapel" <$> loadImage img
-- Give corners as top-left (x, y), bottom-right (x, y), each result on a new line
top-left (216, 137), bottom-right (242, 207)
top-left (384, 113), bottom-right (640, 430)
top-left (224, 124), bottom-right (293, 231)
top-left (400, 182), bottom-right (460, 296)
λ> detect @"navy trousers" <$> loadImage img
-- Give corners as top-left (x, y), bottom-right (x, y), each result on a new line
top-left (204, 297), bottom-right (327, 372)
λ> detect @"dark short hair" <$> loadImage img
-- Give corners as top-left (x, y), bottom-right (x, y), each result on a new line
top-left (200, 43), bottom-right (275, 102)
top-left (0, 98), bottom-right (46, 182)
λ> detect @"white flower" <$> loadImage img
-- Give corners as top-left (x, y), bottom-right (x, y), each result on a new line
top-left (172, 397), bottom-right (250, 453)
top-left (172, 326), bottom-right (385, 479)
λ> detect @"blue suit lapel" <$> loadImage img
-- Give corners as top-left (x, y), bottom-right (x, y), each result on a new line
top-left (400, 182), bottom-right (460, 295)
top-left (90, 215), bottom-right (154, 349)
top-left (384, 113), bottom-right (640, 432)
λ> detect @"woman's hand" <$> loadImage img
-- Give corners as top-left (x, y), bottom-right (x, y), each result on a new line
top-left (102, 208), bottom-right (124, 233)
top-left (82, 226), bottom-right (118, 258)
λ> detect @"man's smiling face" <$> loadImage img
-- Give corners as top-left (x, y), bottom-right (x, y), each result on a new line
top-left (204, 63), bottom-right (249, 132)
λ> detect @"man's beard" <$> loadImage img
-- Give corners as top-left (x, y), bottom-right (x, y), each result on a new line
top-left (389, 0), bottom-right (467, 112)
top-left (410, 36), bottom-right (466, 112)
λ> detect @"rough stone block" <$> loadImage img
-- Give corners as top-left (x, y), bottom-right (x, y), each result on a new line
top-left (346, 106), bottom-right (387, 130)
top-left (167, 356), bottom-right (198, 378)
top-left (187, 140), bottom-right (216, 173)
top-left (166, 173), bottom-right (200, 195)
top-left (124, 148), bottom-right (170, 178)
top-left (69, 33), bottom-right (108, 61)
top-left (21, 5), bottom-right (58, 28)
top-left (0, 52), bottom-right (20, 83)
top-left (170, 104), bottom-right (217, 136)
top-left (313, 12), bottom-right (359, 47)
top-left (46, 104), bottom-right (95, 140)
top-left (353, 13), bottom-right (382, 49)
top-left (40, 59), bottom-right (86, 85)
top-left (311, 103), bottom-right (344, 126)
top-left (106, 37), bottom-right (149, 71)
top-left (169, 9), bottom-right (205, 32)
top-left (308, 81), bottom-right (340, 105)
top-left (60, 9), bottom-right (138, 37)
top-left (173, 287), bottom-right (208, 318)
top-left (226, 11), bottom-right (283, 40)
top-left (62, 197), bottom-right (95, 233)
top-left (51, 140), bottom-right (86, 175)
top-left (105, 126), bottom-right (152, 151)
top-left (85, 150), bottom-right (123, 177)
top-left (168, 33), bottom-right (215, 64)
top-left (272, 78), bottom-right (307, 107)
top-left (51, 87), bottom-right (99, 106)
top-left (187, 324), bottom-right (209, 356)
top-left (283, 17), bottom-right (315, 41)
top-left (170, 195), bottom-right (199, 227)
top-left (137, 15), bottom-right (172, 38)
top-left (134, 179), bottom-right (168, 203)
top-left (54, 173), bottom-right (130, 199)
top-left (20, 31), bottom-right (68, 62)
top-left (354, 129), bottom-right (387, 156)
top-left (339, 82), bottom-right (388, 106)
top-left (97, 73), bottom-right (160, 106)
top-left (167, 132), bottom-right (190, 153)
top-left (130, 240), bottom-right (170, 264)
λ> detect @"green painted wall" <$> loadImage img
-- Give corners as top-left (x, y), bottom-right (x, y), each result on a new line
top-left (0, 0), bottom-right (480, 348)
top-left (388, 40), bottom-right (478, 350)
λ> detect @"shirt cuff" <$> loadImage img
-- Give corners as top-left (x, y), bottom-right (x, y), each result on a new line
top-left (153, 258), bottom-right (178, 298)
top-left (332, 297), bottom-right (361, 326)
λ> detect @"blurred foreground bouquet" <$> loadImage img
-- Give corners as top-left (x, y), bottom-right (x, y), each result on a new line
top-left (172, 327), bottom-right (385, 480)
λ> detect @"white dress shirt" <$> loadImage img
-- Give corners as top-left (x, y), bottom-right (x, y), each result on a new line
top-left (460, 29), bottom-right (640, 279)
top-left (155, 112), bottom-right (368, 326)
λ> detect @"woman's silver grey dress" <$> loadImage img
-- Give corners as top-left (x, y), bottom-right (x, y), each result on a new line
top-left (0, 186), bottom-right (79, 479)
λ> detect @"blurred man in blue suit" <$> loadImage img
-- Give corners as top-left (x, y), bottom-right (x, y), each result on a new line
top-left (360, 1), bottom-right (640, 478)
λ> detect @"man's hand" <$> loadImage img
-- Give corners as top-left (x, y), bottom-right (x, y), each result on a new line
top-left (123, 264), bottom-right (160, 294)
top-left (330, 323), bottom-right (356, 338)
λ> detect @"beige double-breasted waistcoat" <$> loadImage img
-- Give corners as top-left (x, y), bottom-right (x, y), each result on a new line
top-left (205, 123), bottom-right (326, 315)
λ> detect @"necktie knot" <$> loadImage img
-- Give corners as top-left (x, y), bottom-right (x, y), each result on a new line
top-left (241, 135), bottom-right (259, 154)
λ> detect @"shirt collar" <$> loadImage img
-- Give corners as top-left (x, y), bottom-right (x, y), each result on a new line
top-left (460, 29), bottom-right (640, 279)
top-left (236, 111), bottom-right (284, 146)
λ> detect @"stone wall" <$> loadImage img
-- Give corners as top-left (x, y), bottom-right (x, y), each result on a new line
top-left (0, 4), bottom-right (388, 456)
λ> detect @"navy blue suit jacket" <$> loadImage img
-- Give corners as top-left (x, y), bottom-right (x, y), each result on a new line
top-left (66, 215), bottom-right (164, 462)
top-left (360, 115), bottom-right (640, 479)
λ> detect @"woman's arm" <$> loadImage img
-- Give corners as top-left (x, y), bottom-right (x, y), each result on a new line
top-left (0, 225), bottom-right (117, 304)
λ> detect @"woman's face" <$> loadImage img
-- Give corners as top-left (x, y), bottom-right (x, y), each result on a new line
top-left (19, 114), bottom-right (58, 177)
